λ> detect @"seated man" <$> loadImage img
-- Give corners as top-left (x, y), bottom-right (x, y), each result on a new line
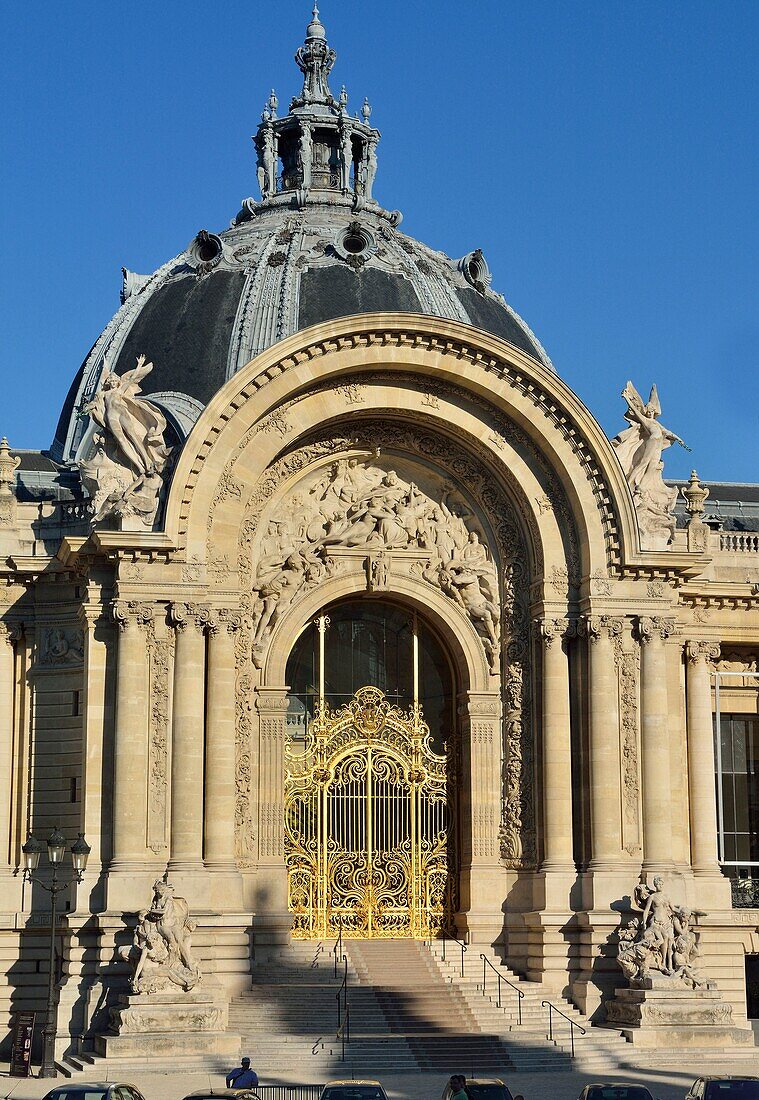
top-left (226, 1055), bottom-right (259, 1089)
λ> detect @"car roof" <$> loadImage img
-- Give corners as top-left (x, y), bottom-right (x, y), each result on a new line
top-left (48, 1086), bottom-right (113, 1092)
top-left (323, 1083), bottom-right (383, 1088)
top-left (183, 1092), bottom-right (257, 1098)
top-left (463, 1081), bottom-right (505, 1086)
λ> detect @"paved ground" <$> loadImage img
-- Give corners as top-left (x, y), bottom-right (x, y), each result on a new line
top-left (3, 1062), bottom-right (759, 1100)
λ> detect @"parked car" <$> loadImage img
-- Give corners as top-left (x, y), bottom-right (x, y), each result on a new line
top-left (441, 1079), bottom-right (514, 1100)
top-left (576, 1087), bottom-right (656, 1100)
top-left (686, 1080), bottom-right (759, 1099)
top-left (320, 1082), bottom-right (388, 1100)
top-left (181, 1091), bottom-right (260, 1100)
top-left (42, 1086), bottom-right (146, 1100)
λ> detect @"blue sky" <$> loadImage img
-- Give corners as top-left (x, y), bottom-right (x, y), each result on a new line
top-left (1, 1), bottom-right (757, 482)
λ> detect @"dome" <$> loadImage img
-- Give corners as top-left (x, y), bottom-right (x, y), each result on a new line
top-left (51, 13), bottom-right (552, 465)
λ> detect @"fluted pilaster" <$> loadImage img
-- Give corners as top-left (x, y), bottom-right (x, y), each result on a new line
top-left (0, 623), bottom-right (21, 875)
top-left (111, 601), bottom-right (153, 867)
top-left (536, 618), bottom-right (575, 872)
top-left (686, 639), bottom-right (721, 875)
top-left (636, 616), bottom-right (677, 872)
top-left (204, 610), bottom-right (242, 869)
top-left (168, 602), bottom-right (211, 871)
top-left (583, 615), bottom-right (624, 869)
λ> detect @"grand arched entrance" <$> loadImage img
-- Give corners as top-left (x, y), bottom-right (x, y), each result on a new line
top-left (284, 600), bottom-right (457, 938)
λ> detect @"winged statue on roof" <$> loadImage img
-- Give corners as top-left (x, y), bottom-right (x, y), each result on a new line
top-left (612, 381), bottom-right (690, 550)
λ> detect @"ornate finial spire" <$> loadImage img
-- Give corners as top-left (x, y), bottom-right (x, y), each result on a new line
top-left (293, 3), bottom-right (336, 107)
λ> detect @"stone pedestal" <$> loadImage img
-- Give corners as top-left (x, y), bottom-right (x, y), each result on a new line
top-left (604, 979), bottom-right (753, 1049)
top-left (95, 989), bottom-right (240, 1062)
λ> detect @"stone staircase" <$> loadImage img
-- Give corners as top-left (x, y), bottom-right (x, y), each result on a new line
top-left (229, 938), bottom-right (630, 1078)
top-left (423, 940), bottom-right (630, 1072)
top-left (56, 936), bottom-right (759, 1079)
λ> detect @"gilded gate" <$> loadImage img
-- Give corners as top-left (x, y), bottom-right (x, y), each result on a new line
top-left (285, 686), bottom-right (456, 938)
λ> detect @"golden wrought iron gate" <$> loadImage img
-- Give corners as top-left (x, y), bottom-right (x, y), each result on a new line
top-left (285, 686), bottom-right (456, 938)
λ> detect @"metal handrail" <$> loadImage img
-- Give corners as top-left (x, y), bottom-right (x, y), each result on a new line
top-left (336, 1004), bottom-right (350, 1062)
top-left (336, 954), bottom-right (348, 1030)
top-left (480, 953), bottom-right (524, 1024)
top-left (332, 927), bottom-right (343, 977)
top-left (541, 999), bottom-right (586, 1058)
top-left (426, 928), bottom-right (468, 977)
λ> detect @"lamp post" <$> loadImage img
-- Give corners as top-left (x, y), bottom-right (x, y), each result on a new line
top-left (22, 827), bottom-right (90, 1079)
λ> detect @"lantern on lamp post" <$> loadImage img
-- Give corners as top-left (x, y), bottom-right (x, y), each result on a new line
top-left (22, 828), bottom-right (90, 1078)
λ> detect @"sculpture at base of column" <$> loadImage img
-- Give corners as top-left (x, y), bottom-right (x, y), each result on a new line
top-left (611, 381), bottom-right (688, 551)
top-left (605, 875), bottom-right (752, 1047)
top-left (616, 877), bottom-right (712, 990)
top-left (78, 355), bottom-right (172, 527)
top-left (119, 877), bottom-right (201, 994)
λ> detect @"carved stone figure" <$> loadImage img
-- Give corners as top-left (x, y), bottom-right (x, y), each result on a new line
top-left (339, 120), bottom-right (353, 191)
top-left (616, 877), bottom-right (712, 989)
top-left (79, 355), bottom-right (171, 526)
top-left (249, 457), bottom-right (500, 668)
top-left (257, 120), bottom-right (278, 199)
top-left (612, 381), bottom-right (688, 550)
top-left (119, 877), bottom-right (201, 994)
top-left (40, 627), bottom-right (84, 666)
top-left (364, 137), bottom-right (378, 201)
top-left (298, 124), bottom-right (312, 190)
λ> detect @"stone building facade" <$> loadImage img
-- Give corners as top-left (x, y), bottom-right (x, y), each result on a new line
top-left (1, 9), bottom-right (758, 1061)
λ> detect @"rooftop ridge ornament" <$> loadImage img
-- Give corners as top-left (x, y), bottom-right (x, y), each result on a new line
top-left (292, 2), bottom-right (336, 108)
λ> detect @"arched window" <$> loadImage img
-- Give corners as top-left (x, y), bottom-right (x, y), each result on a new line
top-left (286, 599), bottom-right (454, 751)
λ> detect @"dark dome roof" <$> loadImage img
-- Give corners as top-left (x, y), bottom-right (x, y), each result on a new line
top-left (51, 11), bottom-right (552, 464)
top-left (51, 201), bottom-right (552, 463)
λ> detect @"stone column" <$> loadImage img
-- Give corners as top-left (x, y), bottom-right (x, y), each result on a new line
top-left (204, 611), bottom-right (240, 870)
top-left (0, 623), bottom-right (20, 877)
top-left (110, 601), bottom-right (153, 869)
top-left (168, 602), bottom-right (210, 872)
top-left (75, 606), bottom-right (114, 913)
top-left (584, 615), bottom-right (624, 870)
top-left (686, 640), bottom-right (721, 876)
top-left (255, 685), bottom-right (292, 945)
top-left (636, 616), bottom-right (676, 873)
top-left (537, 619), bottom-right (574, 873)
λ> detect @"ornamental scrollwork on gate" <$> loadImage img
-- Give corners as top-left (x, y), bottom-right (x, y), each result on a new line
top-left (284, 686), bottom-right (456, 939)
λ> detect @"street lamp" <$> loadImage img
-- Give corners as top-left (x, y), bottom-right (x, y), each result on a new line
top-left (22, 828), bottom-right (90, 1079)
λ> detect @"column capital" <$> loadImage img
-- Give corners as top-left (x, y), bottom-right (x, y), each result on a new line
top-left (169, 601), bottom-right (214, 633)
top-left (686, 639), bottom-right (721, 666)
top-left (112, 600), bottom-right (154, 632)
top-left (635, 615), bottom-right (677, 644)
top-left (534, 617), bottom-right (575, 646)
top-left (0, 620), bottom-right (23, 646)
top-left (580, 614), bottom-right (624, 643)
top-left (218, 608), bottom-right (246, 636)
